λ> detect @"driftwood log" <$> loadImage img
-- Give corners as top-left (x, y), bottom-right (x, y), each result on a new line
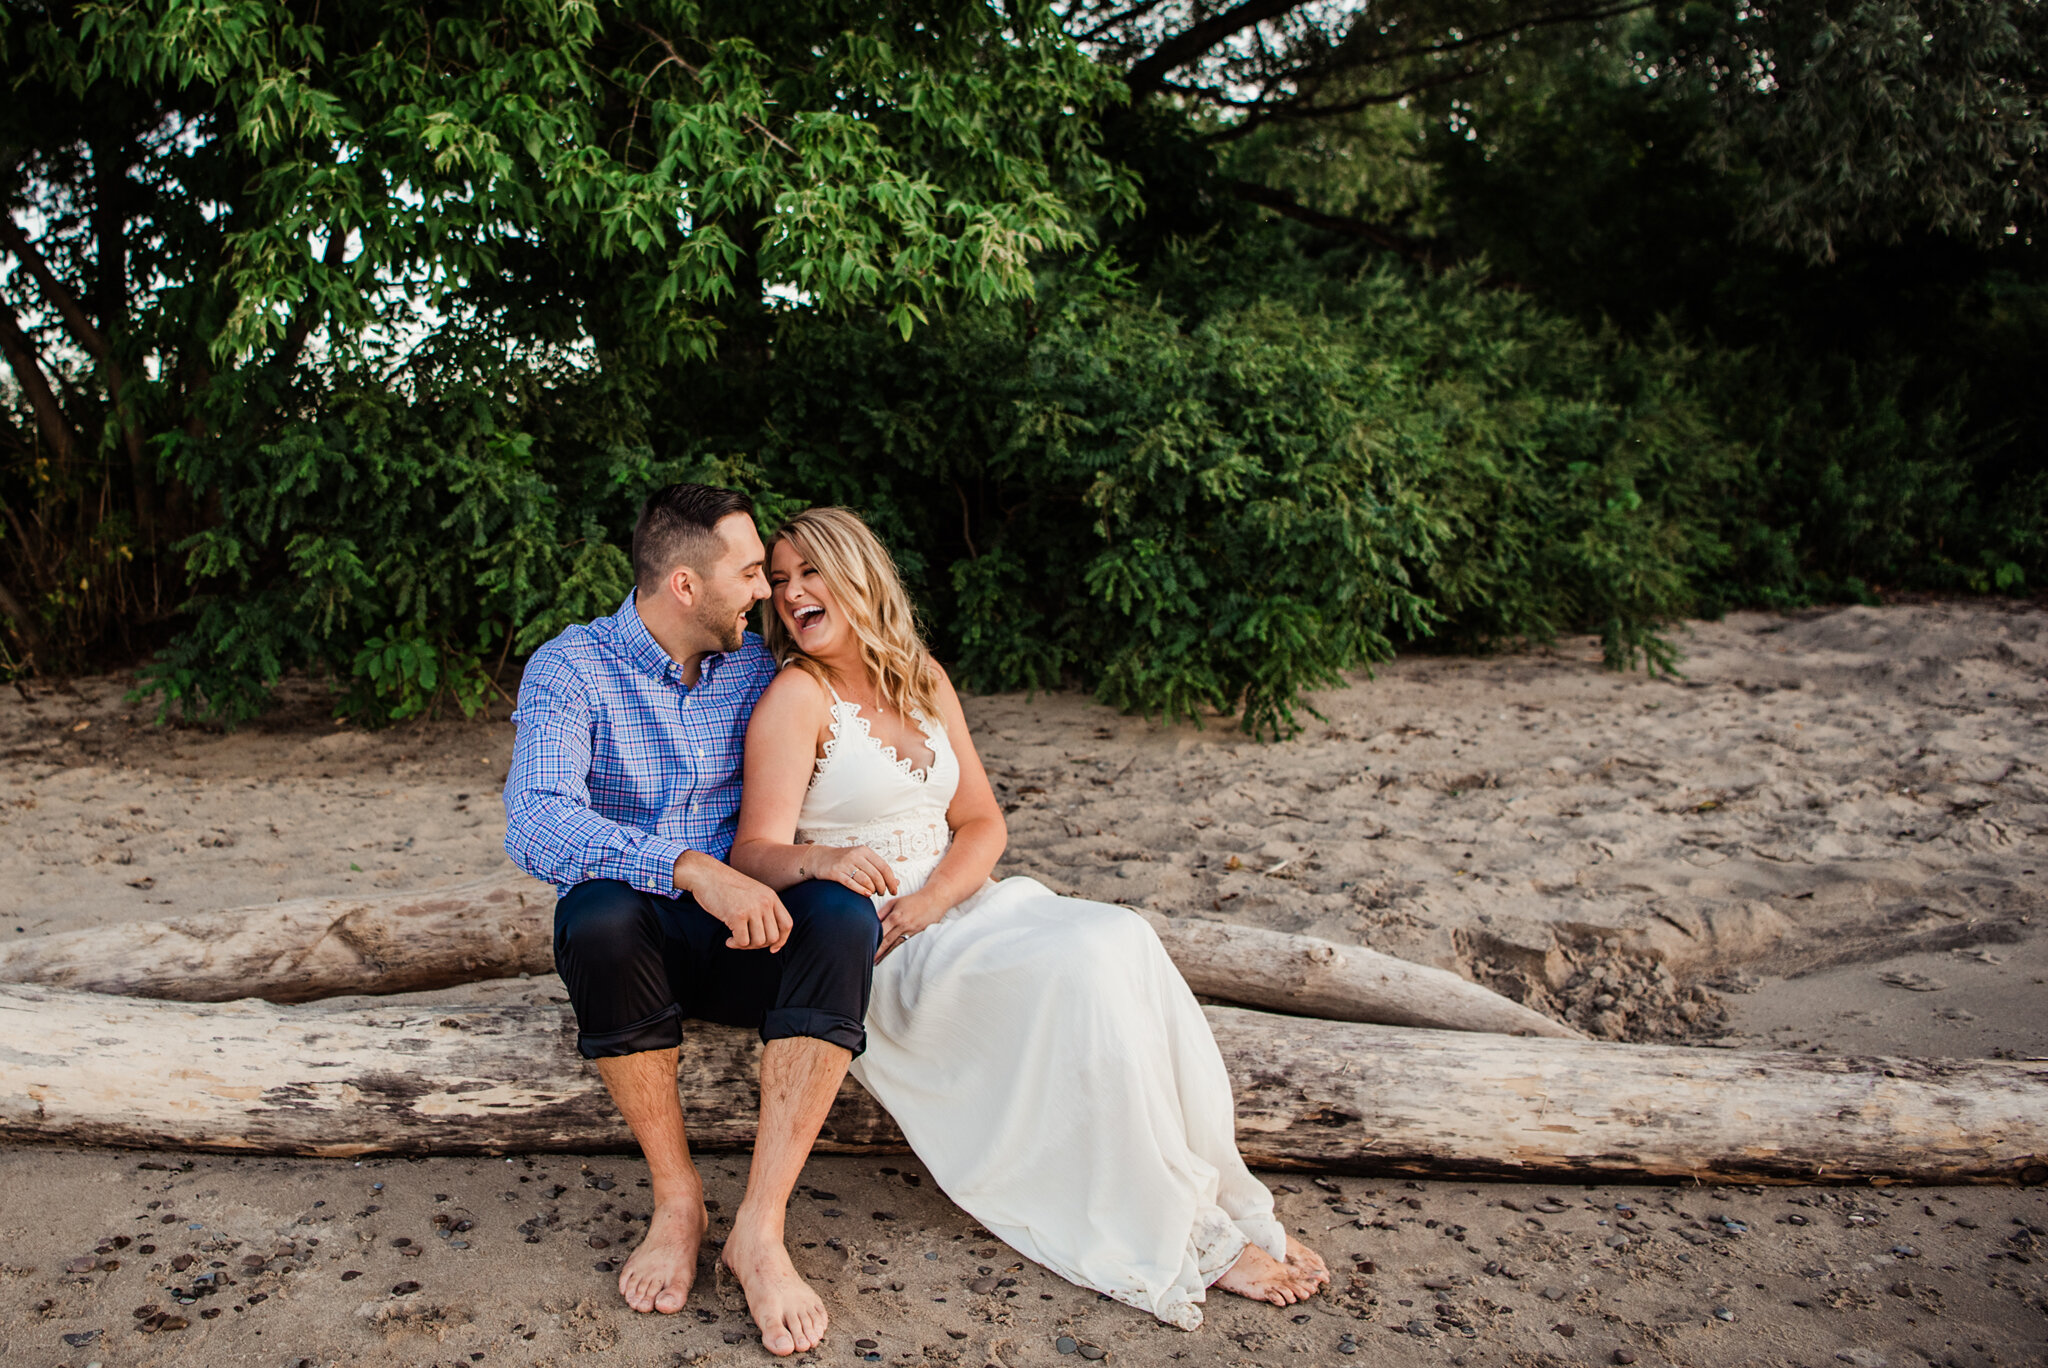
top-left (0, 874), bottom-right (556, 1004)
top-left (0, 872), bottom-right (1576, 1038)
top-left (1133, 911), bottom-right (1579, 1038)
top-left (1, 983), bottom-right (2042, 1183)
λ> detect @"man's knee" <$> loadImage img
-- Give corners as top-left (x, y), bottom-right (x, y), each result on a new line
top-left (554, 879), bottom-right (658, 967)
top-left (554, 881), bottom-right (683, 1059)
top-left (782, 879), bottom-right (883, 956)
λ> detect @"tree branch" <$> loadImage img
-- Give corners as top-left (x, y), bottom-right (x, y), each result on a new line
top-left (0, 213), bottom-right (154, 543)
top-left (1223, 178), bottom-right (1437, 265)
top-left (0, 292), bottom-right (80, 473)
top-left (1069, 0), bottom-right (1178, 43)
top-left (1125, 0), bottom-right (1317, 98)
top-left (630, 23), bottom-right (798, 156)
top-left (1203, 66), bottom-right (1490, 142)
top-left (277, 227), bottom-right (350, 373)
top-left (0, 216), bottom-right (113, 365)
top-left (1365, 0), bottom-right (1652, 68)
top-left (1128, 0), bottom-right (1652, 109)
top-left (90, 129), bottom-right (135, 342)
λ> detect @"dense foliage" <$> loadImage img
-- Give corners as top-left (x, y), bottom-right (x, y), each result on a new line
top-left (2, 1), bottom-right (2043, 736)
top-left (676, 256), bottom-right (1736, 738)
top-left (0, 0), bottom-right (1129, 716)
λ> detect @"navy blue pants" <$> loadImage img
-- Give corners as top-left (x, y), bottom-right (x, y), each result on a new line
top-left (553, 878), bottom-right (881, 1060)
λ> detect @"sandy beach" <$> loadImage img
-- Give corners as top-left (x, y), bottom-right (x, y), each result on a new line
top-left (2, 599), bottom-right (2044, 1367)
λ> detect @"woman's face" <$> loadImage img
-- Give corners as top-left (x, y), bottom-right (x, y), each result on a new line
top-left (769, 538), bottom-right (850, 659)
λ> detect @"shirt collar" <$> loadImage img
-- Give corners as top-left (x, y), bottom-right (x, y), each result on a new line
top-left (612, 591), bottom-right (723, 686)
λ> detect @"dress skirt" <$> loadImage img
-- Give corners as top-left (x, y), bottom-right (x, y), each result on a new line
top-left (848, 874), bottom-right (1285, 1330)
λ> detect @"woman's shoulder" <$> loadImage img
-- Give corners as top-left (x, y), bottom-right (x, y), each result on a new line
top-left (919, 662), bottom-right (971, 732)
top-left (922, 659), bottom-right (960, 708)
top-left (754, 663), bottom-right (834, 720)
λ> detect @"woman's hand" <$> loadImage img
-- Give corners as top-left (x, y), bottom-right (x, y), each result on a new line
top-left (801, 843), bottom-right (900, 901)
top-left (875, 890), bottom-right (947, 962)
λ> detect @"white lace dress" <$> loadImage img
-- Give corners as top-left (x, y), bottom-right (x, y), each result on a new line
top-left (795, 690), bottom-right (1285, 1330)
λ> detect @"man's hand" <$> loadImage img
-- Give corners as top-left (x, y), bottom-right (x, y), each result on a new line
top-left (678, 852), bottom-right (793, 952)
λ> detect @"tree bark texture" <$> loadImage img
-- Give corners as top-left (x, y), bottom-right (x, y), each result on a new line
top-left (1, 984), bottom-right (2042, 1183)
top-left (0, 872), bottom-right (1575, 1037)
top-left (1134, 911), bottom-right (1581, 1038)
top-left (0, 874), bottom-right (554, 1005)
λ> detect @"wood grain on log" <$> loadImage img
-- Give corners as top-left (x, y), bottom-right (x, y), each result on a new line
top-left (2, 984), bottom-right (2040, 1183)
top-left (1138, 912), bottom-right (1579, 1038)
top-left (0, 873), bottom-right (552, 1004)
top-left (0, 872), bottom-right (1573, 1036)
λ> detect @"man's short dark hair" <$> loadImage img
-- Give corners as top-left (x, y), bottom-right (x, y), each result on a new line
top-left (632, 484), bottom-right (754, 592)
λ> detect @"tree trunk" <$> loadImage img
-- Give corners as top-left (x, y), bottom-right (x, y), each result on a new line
top-left (0, 210), bottom-right (151, 543)
top-left (1, 983), bottom-right (2041, 1183)
top-left (0, 292), bottom-right (79, 474)
top-left (0, 871), bottom-right (1575, 1036)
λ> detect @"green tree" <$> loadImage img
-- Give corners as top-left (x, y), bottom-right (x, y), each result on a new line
top-left (0, 0), bottom-right (1132, 707)
top-left (3, 0), bottom-right (2042, 734)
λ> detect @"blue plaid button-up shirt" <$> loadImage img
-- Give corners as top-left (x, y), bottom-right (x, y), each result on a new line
top-left (504, 593), bottom-right (778, 897)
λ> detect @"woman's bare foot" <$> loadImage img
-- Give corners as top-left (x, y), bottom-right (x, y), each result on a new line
top-left (1283, 1234), bottom-right (1330, 1287)
top-left (721, 1220), bottom-right (829, 1356)
top-left (1213, 1235), bottom-right (1330, 1306)
top-left (619, 1197), bottom-right (709, 1314)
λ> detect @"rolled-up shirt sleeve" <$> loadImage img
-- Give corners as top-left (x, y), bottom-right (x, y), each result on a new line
top-left (503, 659), bottom-right (692, 896)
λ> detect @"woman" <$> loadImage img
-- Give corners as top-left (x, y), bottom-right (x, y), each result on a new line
top-left (729, 507), bottom-right (1327, 1330)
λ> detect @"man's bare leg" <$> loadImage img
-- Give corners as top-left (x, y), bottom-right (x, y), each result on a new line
top-left (596, 1048), bottom-right (707, 1314)
top-left (721, 1036), bottom-right (850, 1357)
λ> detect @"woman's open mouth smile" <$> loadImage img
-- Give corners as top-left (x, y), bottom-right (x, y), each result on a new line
top-left (792, 604), bottom-right (827, 634)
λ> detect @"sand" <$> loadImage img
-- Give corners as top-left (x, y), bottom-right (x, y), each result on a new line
top-left (1, 599), bottom-right (2044, 1366)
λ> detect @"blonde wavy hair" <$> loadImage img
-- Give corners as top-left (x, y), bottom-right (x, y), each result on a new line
top-left (763, 507), bottom-right (942, 720)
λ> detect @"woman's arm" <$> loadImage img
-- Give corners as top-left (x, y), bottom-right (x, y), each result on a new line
top-left (877, 665), bottom-right (1008, 952)
top-left (731, 669), bottom-right (900, 897)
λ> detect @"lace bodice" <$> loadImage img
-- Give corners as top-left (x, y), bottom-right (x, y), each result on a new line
top-left (795, 683), bottom-right (959, 892)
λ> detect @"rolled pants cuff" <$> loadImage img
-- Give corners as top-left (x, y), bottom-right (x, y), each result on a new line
top-left (763, 1005), bottom-right (866, 1058)
top-left (575, 1003), bottom-right (684, 1060)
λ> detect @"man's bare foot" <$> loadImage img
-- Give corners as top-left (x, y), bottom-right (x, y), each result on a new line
top-left (1213, 1235), bottom-right (1330, 1306)
top-left (619, 1198), bottom-right (708, 1314)
top-left (721, 1221), bottom-right (829, 1356)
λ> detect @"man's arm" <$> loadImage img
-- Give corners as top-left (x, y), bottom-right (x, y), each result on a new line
top-left (502, 660), bottom-right (693, 896)
top-left (500, 657), bottom-right (795, 950)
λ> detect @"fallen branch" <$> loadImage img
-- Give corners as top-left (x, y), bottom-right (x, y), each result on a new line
top-left (1, 983), bottom-right (2040, 1182)
top-left (0, 872), bottom-right (1576, 1036)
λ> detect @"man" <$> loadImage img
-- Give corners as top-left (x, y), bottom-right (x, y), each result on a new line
top-left (504, 483), bottom-right (879, 1358)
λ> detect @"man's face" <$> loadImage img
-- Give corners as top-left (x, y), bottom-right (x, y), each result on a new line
top-left (689, 512), bottom-right (770, 652)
